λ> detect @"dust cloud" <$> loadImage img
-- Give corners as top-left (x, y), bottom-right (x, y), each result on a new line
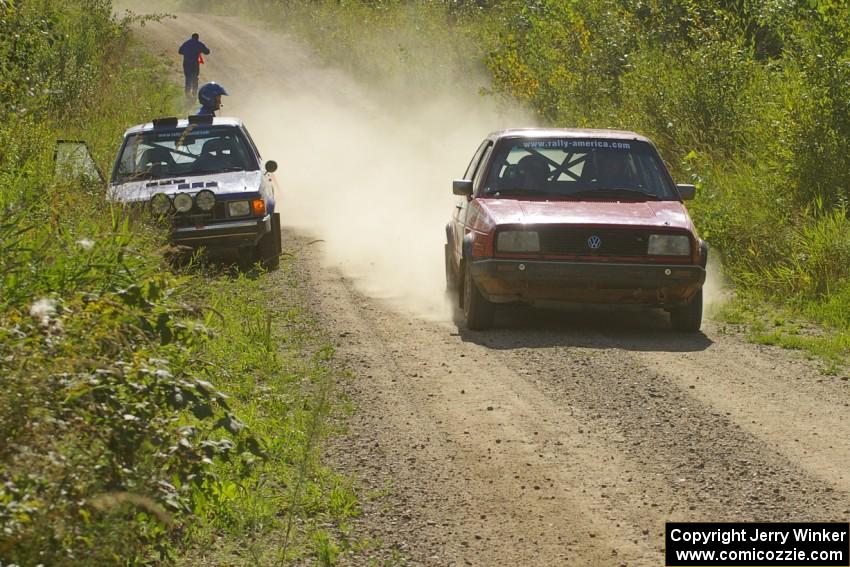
top-left (118, 0), bottom-right (530, 320)
top-left (129, 6), bottom-right (722, 325)
top-left (703, 252), bottom-right (732, 313)
top-left (230, 36), bottom-right (531, 321)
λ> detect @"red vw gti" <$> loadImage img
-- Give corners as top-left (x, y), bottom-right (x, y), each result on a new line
top-left (445, 129), bottom-right (708, 331)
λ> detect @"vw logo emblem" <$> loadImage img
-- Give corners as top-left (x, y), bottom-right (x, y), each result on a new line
top-left (587, 235), bottom-right (602, 249)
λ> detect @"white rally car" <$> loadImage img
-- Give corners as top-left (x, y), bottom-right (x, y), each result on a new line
top-left (107, 115), bottom-right (282, 268)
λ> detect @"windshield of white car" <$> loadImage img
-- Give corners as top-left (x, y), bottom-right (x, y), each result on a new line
top-left (112, 125), bottom-right (259, 183)
top-left (481, 138), bottom-right (677, 200)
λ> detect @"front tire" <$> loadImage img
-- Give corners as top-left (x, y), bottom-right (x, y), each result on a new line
top-left (445, 243), bottom-right (458, 292)
top-left (256, 212), bottom-right (282, 271)
top-left (462, 260), bottom-right (494, 330)
top-left (670, 288), bottom-right (703, 332)
top-left (237, 246), bottom-right (255, 271)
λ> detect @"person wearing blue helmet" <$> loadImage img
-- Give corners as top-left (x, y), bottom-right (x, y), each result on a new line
top-left (178, 33), bottom-right (210, 99)
top-left (197, 82), bottom-right (228, 116)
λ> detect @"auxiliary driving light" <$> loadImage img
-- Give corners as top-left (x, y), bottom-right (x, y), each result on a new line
top-left (150, 193), bottom-right (172, 215)
top-left (173, 192), bottom-right (194, 213)
top-left (195, 189), bottom-right (216, 212)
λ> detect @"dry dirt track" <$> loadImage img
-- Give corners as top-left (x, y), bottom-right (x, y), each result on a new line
top-left (133, 10), bottom-right (850, 566)
top-left (294, 226), bottom-right (850, 566)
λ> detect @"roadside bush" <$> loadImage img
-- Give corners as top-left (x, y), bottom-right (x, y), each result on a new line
top-left (619, 36), bottom-right (760, 158)
top-left (782, 15), bottom-right (850, 209)
top-left (760, 204), bottom-right (850, 298)
top-left (0, 267), bottom-right (264, 564)
top-left (483, 0), bottom-right (633, 125)
top-left (2, 2), bottom-right (355, 563)
top-left (0, 1), bottom-right (265, 564)
top-left (686, 159), bottom-right (795, 278)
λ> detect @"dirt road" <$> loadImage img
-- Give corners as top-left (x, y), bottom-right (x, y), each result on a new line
top-left (135, 10), bottom-right (849, 566)
top-left (294, 227), bottom-right (849, 566)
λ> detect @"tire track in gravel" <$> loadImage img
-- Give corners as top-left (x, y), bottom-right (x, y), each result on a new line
top-left (632, 343), bottom-right (850, 493)
top-left (488, 322), bottom-right (849, 521)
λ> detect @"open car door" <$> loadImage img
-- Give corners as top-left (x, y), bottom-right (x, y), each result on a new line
top-left (53, 140), bottom-right (105, 184)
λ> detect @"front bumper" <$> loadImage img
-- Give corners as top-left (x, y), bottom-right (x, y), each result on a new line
top-left (470, 259), bottom-right (706, 307)
top-left (172, 215), bottom-right (271, 248)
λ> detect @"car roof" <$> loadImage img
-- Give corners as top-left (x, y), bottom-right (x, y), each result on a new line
top-left (122, 116), bottom-right (244, 136)
top-left (489, 128), bottom-right (653, 144)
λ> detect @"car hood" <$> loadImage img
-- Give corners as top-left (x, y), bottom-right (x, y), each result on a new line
top-left (478, 198), bottom-right (694, 231)
top-left (107, 170), bottom-right (263, 203)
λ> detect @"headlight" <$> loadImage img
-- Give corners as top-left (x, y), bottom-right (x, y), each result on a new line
top-left (173, 192), bottom-right (193, 213)
top-left (228, 200), bottom-right (250, 217)
top-left (648, 234), bottom-right (691, 255)
top-left (497, 230), bottom-right (540, 253)
top-left (195, 190), bottom-right (216, 211)
top-left (150, 193), bottom-right (172, 215)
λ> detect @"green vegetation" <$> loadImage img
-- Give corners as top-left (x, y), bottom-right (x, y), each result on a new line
top-left (193, 0), bottom-right (850, 367)
top-left (0, 1), bottom-right (354, 564)
top-left (176, 269), bottom-right (359, 564)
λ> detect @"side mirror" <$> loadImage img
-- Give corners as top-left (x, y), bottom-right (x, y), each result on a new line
top-left (265, 160), bottom-right (278, 173)
top-left (453, 179), bottom-right (473, 197)
top-left (676, 183), bottom-right (696, 201)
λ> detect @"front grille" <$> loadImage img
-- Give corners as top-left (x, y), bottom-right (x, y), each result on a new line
top-left (172, 202), bottom-right (228, 227)
top-left (538, 227), bottom-right (650, 257)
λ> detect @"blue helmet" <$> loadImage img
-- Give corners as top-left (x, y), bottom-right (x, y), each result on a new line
top-left (198, 82), bottom-right (228, 108)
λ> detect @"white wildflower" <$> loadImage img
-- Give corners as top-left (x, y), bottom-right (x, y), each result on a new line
top-left (30, 298), bottom-right (58, 326)
top-left (77, 238), bottom-right (95, 251)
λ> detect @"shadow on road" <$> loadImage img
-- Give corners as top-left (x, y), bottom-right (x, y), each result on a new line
top-left (457, 305), bottom-right (713, 353)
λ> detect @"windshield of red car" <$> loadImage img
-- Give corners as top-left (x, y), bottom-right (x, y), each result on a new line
top-left (112, 125), bottom-right (259, 183)
top-left (481, 138), bottom-right (677, 200)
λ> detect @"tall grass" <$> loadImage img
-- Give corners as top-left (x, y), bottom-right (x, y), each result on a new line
top-left (178, 271), bottom-right (357, 565)
top-left (0, 2), bottom-right (249, 560)
top-left (1, 1), bottom-right (355, 564)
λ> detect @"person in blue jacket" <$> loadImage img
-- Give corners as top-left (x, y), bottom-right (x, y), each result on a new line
top-left (178, 33), bottom-right (210, 99)
top-left (196, 82), bottom-right (228, 116)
